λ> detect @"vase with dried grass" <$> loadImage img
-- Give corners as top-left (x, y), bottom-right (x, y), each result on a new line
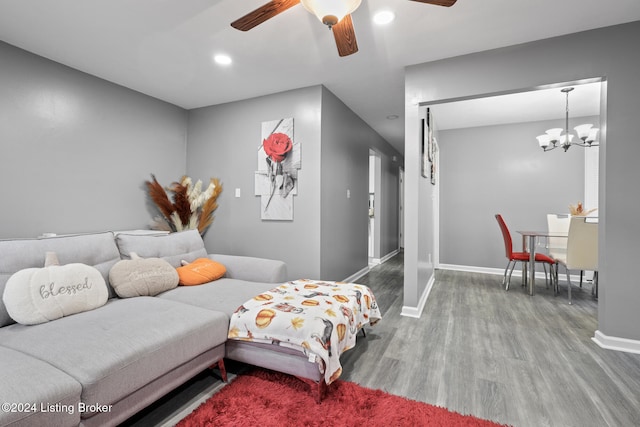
top-left (569, 201), bottom-right (597, 216)
top-left (145, 174), bottom-right (222, 235)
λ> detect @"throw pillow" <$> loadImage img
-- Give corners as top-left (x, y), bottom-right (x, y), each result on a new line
top-left (2, 254), bottom-right (109, 325)
top-left (108, 252), bottom-right (179, 298)
top-left (176, 258), bottom-right (226, 286)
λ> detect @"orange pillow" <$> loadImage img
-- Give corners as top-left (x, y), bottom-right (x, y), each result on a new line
top-left (176, 258), bottom-right (226, 286)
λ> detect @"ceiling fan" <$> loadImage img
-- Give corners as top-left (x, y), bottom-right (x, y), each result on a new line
top-left (231, 0), bottom-right (457, 57)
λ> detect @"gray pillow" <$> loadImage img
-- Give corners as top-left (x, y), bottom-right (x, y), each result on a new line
top-left (108, 253), bottom-right (179, 298)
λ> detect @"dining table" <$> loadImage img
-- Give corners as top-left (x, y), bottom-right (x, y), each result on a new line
top-left (516, 230), bottom-right (568, 295)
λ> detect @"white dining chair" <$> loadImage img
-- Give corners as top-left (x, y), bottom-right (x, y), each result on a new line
top-left (547, 213), bottom-right (579, 287)
top-left (547, 213), bottom-right (571, 259)
top-left (553, 216), bottom-right (598, 304)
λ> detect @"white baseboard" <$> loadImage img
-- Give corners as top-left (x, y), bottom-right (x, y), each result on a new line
top-left (401, 273), bottom-right (434, 318)
top-left (348, 250), bottom-right (401, 282)
top-left (380, 249), bottom-right (399, 264)
top-left (343, 266), bottom-right (370, 283)
top-left (437, 263), bottom-right (583, 282)
top-left (438, 264), bottom-right (505, 276)
top-left (592, 330), bottom-right (640, 355)
top-left (368, 249), bottom-right (399, 268)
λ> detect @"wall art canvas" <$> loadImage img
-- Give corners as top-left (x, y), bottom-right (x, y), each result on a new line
top-left (421, 118), bottom-right (429, 178)
top-left (431, 137), bottom-right (438, 186)
top-left (255, 118), bottom-right (300, 220)
top-left (426, 108), bottom-right (434, 163)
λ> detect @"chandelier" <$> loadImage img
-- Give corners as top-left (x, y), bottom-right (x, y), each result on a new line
top-left (536, 87), bottom-right (600, 152)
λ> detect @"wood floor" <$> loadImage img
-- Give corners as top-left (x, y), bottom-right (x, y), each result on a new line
top-left (123, 253), bottom-right (640, 427)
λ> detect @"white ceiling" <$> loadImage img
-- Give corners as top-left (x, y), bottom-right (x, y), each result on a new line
top-left (430, 81), bottom-right (602, 131)
top-left (1, 1), bottom-right (639, 155)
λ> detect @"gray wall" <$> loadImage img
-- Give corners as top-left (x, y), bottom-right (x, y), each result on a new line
top-left (320, 87), bottom-right (402, 280)
top-left (187, 86), bottom-right (403, 281)
top-left (0, 40), bottom-right (402, 283)
top-left (439, 118), bottom-right (593, 270)
top-left (186, 87), bottom-right (324, 280)
top-left (403, 105), bottom-right (437, 311)
top-left (380, 152), bottom-right (401, 257)
top-left (405, 21), bottom-right (640, 342)
top-left (0, 41), bottom-right (188, 239)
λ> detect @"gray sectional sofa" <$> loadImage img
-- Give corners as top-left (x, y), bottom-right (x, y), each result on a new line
top-left (0, 230), bottom-right (286, 427)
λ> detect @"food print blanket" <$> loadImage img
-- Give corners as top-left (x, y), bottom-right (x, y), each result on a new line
top-left (228, 279), bottom-right (382, 384)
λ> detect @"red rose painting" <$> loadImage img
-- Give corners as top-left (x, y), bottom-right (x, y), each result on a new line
top-left (256, 118), bottom-right (299, 220)
top-left (263, 132), bottom-right (292, 162)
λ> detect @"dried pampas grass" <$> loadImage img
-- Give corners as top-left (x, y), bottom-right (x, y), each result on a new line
top-left (569, 201), bottom-right (597, 216)
top-left (198, 178), bottom-right (222, 234)
top-left (171, 181), bottom-right (192, 227)
top-left (145, 174), bottom-right (223, 235)
top-left (146, 175), bottom-right (175, 220)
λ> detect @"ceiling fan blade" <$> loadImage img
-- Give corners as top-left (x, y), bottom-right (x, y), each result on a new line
top-left (231, 0), bottom-right (301, 31)
top-left (332, 14), bottom-right (358, 57)
top-left (410, 0), bottom-right (457, 7)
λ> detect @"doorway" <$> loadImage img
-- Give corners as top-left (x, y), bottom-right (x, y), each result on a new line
top-left (368, 150), bottom-right (381, 265)
top-left (429, 79), bottom-right (602, 272)
top-left (399, 167), bottom-right (405, 249)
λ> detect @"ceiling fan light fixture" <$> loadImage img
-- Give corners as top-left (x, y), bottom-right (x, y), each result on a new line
top-left (300, 0), bottom-right (362, 28)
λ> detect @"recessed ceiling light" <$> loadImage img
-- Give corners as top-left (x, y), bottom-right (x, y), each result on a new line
top-left (373, 10), bottom-right (395, 25)
top-left (213, 54), bottom-right (232, 66)
top-left (387, 114), bottom-right (399, 120)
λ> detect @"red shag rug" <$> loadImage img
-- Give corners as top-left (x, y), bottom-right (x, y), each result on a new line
top-left (178, 369), bottom-right (508, 427)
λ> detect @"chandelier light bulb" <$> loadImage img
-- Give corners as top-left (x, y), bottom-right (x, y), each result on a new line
top-left (536, 135), bottom-right (551, 149)
top-left (545, 128), bottom-right (563, 143)
top-left (574, 124), bottom-right (594, 141)
top-left (560, 134), bottom-right (575, 144)
top-left (560, 133), bottom-right (575, 149)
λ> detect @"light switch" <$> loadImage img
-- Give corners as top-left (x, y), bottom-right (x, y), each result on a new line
top-left (347, 189), bottom-right (351, 199)
top-left (235, 188), bottom-right (241, 198)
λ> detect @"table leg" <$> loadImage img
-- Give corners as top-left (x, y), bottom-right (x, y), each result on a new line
top-left (521, 236), bottom-right (527, 287)
top-left (528, 235), bottom-right (536, 295)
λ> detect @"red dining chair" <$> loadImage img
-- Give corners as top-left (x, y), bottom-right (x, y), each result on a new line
top-left (495, 214), bottom-right (556, 291)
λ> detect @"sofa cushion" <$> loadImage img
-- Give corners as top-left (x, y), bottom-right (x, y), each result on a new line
top-left (3, 262), bottom-right (109, 325)
top-left (115, 230), bottom-right (207, 268)
top-left (109, 254), bottom-right (179, 298)
top-left (0, 297), bottom-right (228, 414)
top-left (177, 258), bottom-right (226, 286)
top-left (0, 232), bottom-right (121, 327)
top-left (158, 278), bottom-right (276, 317)
top-left (209, 254), bottom-right (288, 283)
top-left (0, 346), bottom-right (82, 427)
